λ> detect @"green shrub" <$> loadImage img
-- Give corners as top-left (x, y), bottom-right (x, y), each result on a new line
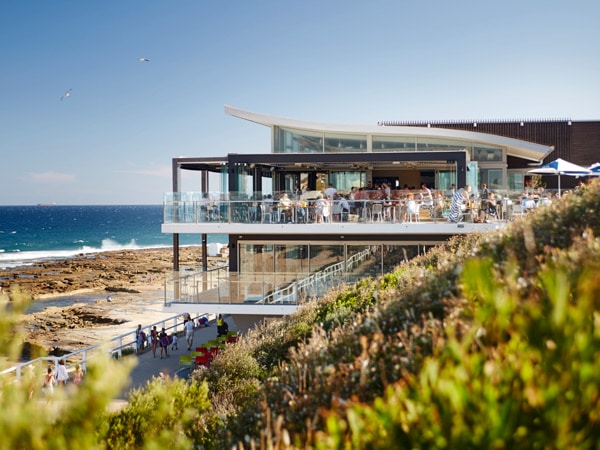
top-left (1, 288), bottom-right (135, 450)
top-left (317, 245), bottom-right (600, 449)
top-left (104, 376), bottom-right (211, 449)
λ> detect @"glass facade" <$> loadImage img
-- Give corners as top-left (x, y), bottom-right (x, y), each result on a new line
top-left (239, 242), bottom-right (433, 280)
top-left (472, 145), bottom-right (503, 162)
top-left (415, 137), bottom-right (471, 153)
top-left (372, 135), bottom-right (416, 151)
top-left (275, 127), bottom-right (324, 153)
top-left (274, 127), bottom-right (367, 154)
top-left (324, 132), bottom-right (367, 153)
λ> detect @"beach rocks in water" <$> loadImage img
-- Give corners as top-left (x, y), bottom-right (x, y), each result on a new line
top-left (3, 247), bottom-right (228, 355)
top-left (0, 247), bottom-right (226, 298)
top-left (24, 304), bottom-right (129, 356)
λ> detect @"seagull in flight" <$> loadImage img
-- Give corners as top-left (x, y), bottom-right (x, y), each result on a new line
top-left (138, 57), bottom-right (150, 62)
top-left (60, 88), bottom-right (72, 101)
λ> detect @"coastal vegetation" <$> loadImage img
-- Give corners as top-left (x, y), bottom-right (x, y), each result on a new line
top-left (1, 179), bottom-right (600, 449)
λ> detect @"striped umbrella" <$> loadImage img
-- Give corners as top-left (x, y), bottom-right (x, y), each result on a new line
top-left (587, 162), bottom-right (600, 176)
top-left (527, 158), bottom-right (591, 195)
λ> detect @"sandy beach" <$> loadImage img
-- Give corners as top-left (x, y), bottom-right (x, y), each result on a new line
top-left (1, 247), bottom-right (227, 356)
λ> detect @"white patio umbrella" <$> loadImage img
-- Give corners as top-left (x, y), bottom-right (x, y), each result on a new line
top-left (587, 162), bottom-right (600, 177)
top-left (527, 158), bottom-right (591, 195)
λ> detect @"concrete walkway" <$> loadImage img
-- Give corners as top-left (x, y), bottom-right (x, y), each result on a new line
top-left (114, 316), bottom-right (236, 403)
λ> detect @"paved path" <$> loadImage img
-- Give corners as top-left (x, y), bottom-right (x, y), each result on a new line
top-left (113, 316), bottom-right (235, 404)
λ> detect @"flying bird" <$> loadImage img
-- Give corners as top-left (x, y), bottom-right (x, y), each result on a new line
top-left (60, 88), bottom-right (72, 101)
top-left (138, 57), bottom-right (150, 62)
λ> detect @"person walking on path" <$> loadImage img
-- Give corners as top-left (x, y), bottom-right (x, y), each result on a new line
top-left (151, 326), bottom-right (158, 358)
top-left (135, 324), bottom-right (146, 354)
top-left (55, 359), bottom-right (69, 386)
top-left (185, 318), bottom-right (194, 351)
top-left (159, 328), bottom-right (169, 359)
top-left (217, 314), bottom-right (224, 337)
top-left (42, 366), bottom-right (55, 401)
top-left (171, 332), bottom-right (179, 351)
top-left (72, 364), bottom-right (84, 386)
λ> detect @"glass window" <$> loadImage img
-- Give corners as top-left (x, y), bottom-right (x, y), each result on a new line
top-left (323, 133), bottom-right (367, 153)
top-left (479, 168), bottom-right (504, 191)
top-left (382, 245), bottom-right (420, 274)
top-left (309, 244), bottom-right (344, 273)
top-left (416, 137), bottom-right (470, 152)
top-left (436, 170), bottom-right (457, 192)
top-left (472, 145), bottom-right (503, 162)
top-left (373, 136), bottom-right (416, 152)
top-left (330, 171), bottom-right (367, 192)
top-left (275, 127), bottom-right (324, 153)
top-left (508, 171), bottom-right (525, 192)
top-left (274, 244), bottom-right (309, 276)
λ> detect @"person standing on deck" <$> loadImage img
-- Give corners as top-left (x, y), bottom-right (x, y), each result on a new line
top-left (448, 188), bottom-right (467, 223)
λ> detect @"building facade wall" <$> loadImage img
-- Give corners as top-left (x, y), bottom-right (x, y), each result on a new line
top-left (380, 119), bottom-right (600, 191)
top-left (571, 121), bottom-right (600, 165)
top-left (381, 119), bottom-right (600, 166)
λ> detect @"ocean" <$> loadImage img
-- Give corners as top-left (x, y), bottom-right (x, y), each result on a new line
top-left (0, 205), bottom-right (226, 270)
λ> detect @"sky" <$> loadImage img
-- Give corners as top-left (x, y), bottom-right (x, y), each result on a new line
top-left (1, 0), bottom-right (599, 205)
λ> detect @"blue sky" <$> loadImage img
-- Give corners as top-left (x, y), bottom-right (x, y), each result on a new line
top-left (1, 0), bottom-right (598, 205)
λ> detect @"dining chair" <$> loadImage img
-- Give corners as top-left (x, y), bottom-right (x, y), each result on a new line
top-left (370, 203), bottom-right (383, 222)
top-left (407, 202), bottom-right (420, 222)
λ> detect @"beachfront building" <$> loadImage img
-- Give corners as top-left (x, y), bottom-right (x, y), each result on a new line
top-left (162, 105), bottom-right (566, 317)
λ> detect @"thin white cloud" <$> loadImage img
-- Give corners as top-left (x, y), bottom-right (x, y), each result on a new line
top-left (24, 172), bottom-right (76, 183)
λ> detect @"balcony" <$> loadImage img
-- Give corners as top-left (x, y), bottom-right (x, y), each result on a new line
top-left (161, 190), bottom-right (546, 236)
top-left (163, 249), bottom-right (375, 315)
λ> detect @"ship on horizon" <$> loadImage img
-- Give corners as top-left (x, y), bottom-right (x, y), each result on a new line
top-left (36, 202), bottom-right (57, 207)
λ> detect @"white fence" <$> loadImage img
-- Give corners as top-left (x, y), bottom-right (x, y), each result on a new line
top-left (2, 312), bottom-right (210, 383)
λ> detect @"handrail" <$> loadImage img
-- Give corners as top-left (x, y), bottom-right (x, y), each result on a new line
top-left (1, 311), bottom-right (211, 382)
top-left (163, 189), bottom-right (552, 225)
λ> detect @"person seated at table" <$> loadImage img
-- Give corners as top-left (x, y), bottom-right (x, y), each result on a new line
top-left (540, 193), bottom-right (552, 206)
top-left (332, 193), bottom-right (350, 222)
top-left (279, 193), bottom-right (293, 222)
top-left (420, 184), bottom-right (433, 213)
top-left (522, 193), bottom-right (537, 212)
top-left (432, 191), bottom-right (445, 219)
top-left (406, 193), bottom-right (419, 217)
top-left (478, 191), bottom-right (498, 222)
top-left (380, 195), bottom-right (394, 221)
top-left (295, 199), bottom-right (307, 223)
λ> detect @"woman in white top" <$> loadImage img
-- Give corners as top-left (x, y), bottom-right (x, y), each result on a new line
top-left (55, 360), bottom-right (69, 385)
top-left (314, 194), bottom-right (330, 223)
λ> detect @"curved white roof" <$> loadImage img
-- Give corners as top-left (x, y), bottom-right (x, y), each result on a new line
top-left (225, 105), bottom-right (554, 162)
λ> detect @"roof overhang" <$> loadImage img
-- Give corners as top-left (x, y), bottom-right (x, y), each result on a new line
top-left (174, 151), bottom-right (467, 173)
top-left (225, 105), bottom-right (554, 162)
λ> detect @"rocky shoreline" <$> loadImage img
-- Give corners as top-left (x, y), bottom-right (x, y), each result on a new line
top-left (1, 247), bottom-right (227, 356)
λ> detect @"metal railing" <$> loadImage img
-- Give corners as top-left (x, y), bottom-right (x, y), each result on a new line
top-left (1, 312), bottom-right (211, 383)
top-left (163, 189), bottom-right (559, 226)
top-left (165, 249), bottom-right (374, 306)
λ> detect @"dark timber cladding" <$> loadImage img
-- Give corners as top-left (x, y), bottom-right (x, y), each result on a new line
top-left (380, 119), bottom-right (600, 168)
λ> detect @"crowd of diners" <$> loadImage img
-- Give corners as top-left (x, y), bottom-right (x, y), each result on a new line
top-left (196, 178), bottom-right (576, 225)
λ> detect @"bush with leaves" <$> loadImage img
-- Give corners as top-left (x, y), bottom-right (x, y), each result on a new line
top-left (0, 288), bottom-right (135, 450)
top-left (317, 243), bottom-right (600, 449)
